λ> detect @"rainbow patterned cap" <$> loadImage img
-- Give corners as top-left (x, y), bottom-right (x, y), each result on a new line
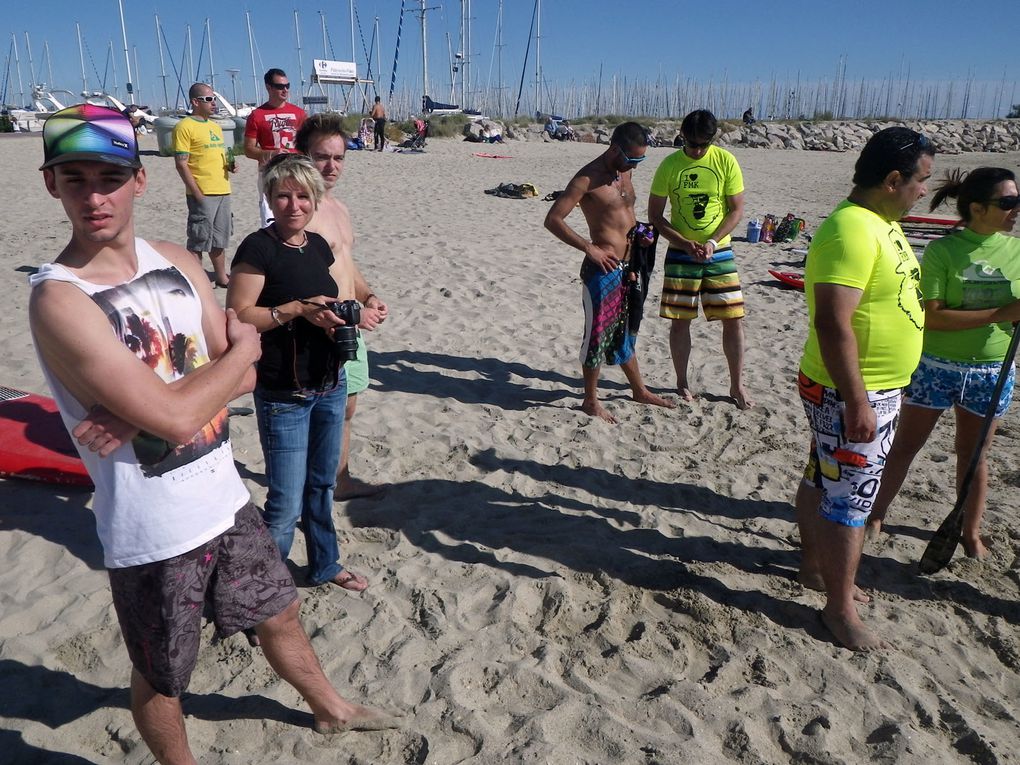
top-left (40, 104), bottom-right (142, 171)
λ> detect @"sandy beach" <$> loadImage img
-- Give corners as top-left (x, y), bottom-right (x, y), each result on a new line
top-left (1, 128), bottom-right (1018, 764)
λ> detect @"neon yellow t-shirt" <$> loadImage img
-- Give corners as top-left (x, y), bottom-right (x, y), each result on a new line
top-left (649, 145), bottom-right (744, 246)
top-left (172, 116), bottom-right (230, 196)
top-left (799, 200), bottom-right (924, 390)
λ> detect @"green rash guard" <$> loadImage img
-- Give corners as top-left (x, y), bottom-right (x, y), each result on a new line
top-left (800, 200), bottom-right (924, 390)
top-left (649, 145), bottom-right (743, 246)
top-left (921, 229), bottom-right (1020, 363)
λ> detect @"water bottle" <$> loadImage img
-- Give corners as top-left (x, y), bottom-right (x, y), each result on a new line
top-left (746, 218), bottom-right (762, 243)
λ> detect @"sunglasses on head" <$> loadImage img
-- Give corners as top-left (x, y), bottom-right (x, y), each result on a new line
top-left (270, 82), bottom-right (291, 90)
top-left (988, 195), bottom-right (1020, 211)
top-left (192, 95), bottom-right (216, 103)
top-left (895, 132), bottom-right (932, 152)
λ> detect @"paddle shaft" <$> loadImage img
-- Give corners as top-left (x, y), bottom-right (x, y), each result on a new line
top-left (919, 322), bottom-right (1020, 574)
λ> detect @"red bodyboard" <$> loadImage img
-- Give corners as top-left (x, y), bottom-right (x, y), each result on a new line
top-left (900, 215), bottom-right (960, 226)
top-left (768, 269), bottom-right (805, 290)
top-left (0, 386), bottom-right (93, 488)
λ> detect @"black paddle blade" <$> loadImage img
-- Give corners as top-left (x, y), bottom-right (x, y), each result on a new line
top-left (918, 499), bottom-right (966, 574)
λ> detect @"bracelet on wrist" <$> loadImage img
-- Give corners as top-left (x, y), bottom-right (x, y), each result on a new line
top-left (707, 238), bottom-right (718, 248)
top-left (270, 306), bottom-right (284, 326)
top-left (364, 293), bottom-right (377, 306)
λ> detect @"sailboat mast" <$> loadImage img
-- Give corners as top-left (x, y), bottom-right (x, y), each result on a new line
top-left (45, 41), bottom-right (54, 89)
top-left (534, 0), bottom-right (541, 117)
top-left (24, 33), bottom-right (36, 88)
top-left (133, 45), bottom-right (142, 101)
top-left (109, 41), bottom-right (119, 97)
top-left (206, 18), bottom-right (216, 92)
top-left (421, 0), bottom-right (429, 100)
top-left (294, 11), bottom-right (305, 93)
top-left (246, 11), bottom-right (258, 103)
top-left (374, 17), bottom-right (382, 97)
top-left (76, 23), bottom-right (88, 95)
top-left (11, 34), bottom-right (25, 107)
top-left (186, 25), bottom-right (194, 83)
top-left (116, 0), bottom-right (134, 96)
top-left (155, 14), bottom-right (169, 108)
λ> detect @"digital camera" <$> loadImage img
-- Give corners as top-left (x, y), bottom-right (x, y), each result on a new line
top-left (328, 300), bottom-right (361, 362)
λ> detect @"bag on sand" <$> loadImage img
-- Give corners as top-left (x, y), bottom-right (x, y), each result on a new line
top-left (774, 213), bottom-right (806, 243)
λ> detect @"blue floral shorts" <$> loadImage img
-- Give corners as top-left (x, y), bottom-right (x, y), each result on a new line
top-left (905, 353), bottom-right (1015, 418)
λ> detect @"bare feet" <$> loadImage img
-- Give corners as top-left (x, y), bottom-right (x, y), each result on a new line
top-left (798, 570), bottom-right (871, 603)
top-left (962, 535), bottom-right (991, 560)
top-left (863, 518), bottom-right (883, 543)
top-left (821, 607), bottom-right (888, 651)
top-left (314, 704), bottom-right (402, 734)
top-left (581, 399), bottom-right (618, 424)
top-left (730, 385), bottom-right (754, 410)
top-left (335, 476), bottom-right (389, 501)
top-left (331, 569), bottom-right (369, 592)
top-left (632, 388), bottom-right (676, 409)
top-left (676, 383), bottom-right (696, 402)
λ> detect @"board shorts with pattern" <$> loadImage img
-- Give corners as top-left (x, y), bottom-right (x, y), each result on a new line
top-left (905, 352), bottom-right (1015, 419)
top-left (798, 372), bottom-right (902, 527)
top-left (659, 248), bottom-right (744, 321)
top-left (108, 502), bottom-right (297, 697)
top-left (186, 193), bottom-right (232, 252)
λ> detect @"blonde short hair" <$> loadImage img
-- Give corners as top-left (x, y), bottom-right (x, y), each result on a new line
top-left (261, 153), bottom-right (325, 206)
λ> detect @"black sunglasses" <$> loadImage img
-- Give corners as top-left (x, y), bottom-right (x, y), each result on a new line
top-left (270, 82), bottom-right (291, 90)
top-left (684, 138), bottom-right (712, 150)
top-left (988, 195), bottom-right (1020, 211)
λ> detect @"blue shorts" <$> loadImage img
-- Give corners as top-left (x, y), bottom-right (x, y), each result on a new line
top-left (905, 353), bottom-right (1015, 418)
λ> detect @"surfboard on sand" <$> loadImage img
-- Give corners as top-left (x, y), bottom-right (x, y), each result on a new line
top-left (0, 386), bottom-right (93, 488)
top-left (768, 269), bottom-right (805, 290)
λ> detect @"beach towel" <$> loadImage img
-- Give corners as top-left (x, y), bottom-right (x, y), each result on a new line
top-left (580, 260), bottom-right (635, 368)
top-left (578, 223), bottom-right (657, 367)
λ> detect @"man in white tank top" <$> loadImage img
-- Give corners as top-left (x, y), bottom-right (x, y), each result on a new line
top-left (30, 105), bottom-right (397, 763)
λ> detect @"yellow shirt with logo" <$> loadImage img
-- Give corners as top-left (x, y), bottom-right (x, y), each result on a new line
top-left (799, 200), bottom-right (924, 390)
top-left (649, 145), bottom-right (744, 246)
top-left (172, 116), bottom-right (230, 196)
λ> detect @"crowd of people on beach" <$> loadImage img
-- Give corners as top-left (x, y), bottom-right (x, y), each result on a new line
top-left (23, 62), bottom-right (1020, 761)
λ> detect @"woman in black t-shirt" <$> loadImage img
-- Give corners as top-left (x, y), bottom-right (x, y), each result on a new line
top-left (227, 154), bottom-right (368, 591)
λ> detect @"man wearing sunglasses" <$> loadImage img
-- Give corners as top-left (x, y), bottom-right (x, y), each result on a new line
top-left (648, 109), bottom-right (751, 410)
top-left (796, 127), bottom-right (934, 651)
top-left (243, 68), bottom-right (307, 226)
top-left (172, 82), bottom-right (235, 288)
top-left (545, 121), bottom-right (674, 423)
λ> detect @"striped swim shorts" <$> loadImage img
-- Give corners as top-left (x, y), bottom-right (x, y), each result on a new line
top-left (659, 248), bottom-right (744, 321)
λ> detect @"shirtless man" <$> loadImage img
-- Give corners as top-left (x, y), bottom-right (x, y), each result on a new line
top-left (295, 113), bottom-right (390, 499)
top-left (370, 96), bottom-right (386, 152)
top-left (545, 121), bottom-right (673, 423)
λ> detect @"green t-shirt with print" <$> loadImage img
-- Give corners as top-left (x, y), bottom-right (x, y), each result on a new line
top-left (799, 200), bottom-right (924, 390)
top-left (921, 229), bottom-right (1020, 362)
top-left (649, 145), bottom-right (744, 246)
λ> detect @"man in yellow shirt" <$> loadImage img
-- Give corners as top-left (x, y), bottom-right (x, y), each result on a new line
top-left (173, 82), bottom-right (234, 287)
top-left (797, 127), bottom-right (934, 651)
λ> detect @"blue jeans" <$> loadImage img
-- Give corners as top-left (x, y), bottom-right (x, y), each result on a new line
top-left (254, 377), bottom-right (347, 585)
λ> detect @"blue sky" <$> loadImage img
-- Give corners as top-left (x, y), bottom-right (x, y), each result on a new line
top-left (2, 1), bottom-right (1018, 118)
